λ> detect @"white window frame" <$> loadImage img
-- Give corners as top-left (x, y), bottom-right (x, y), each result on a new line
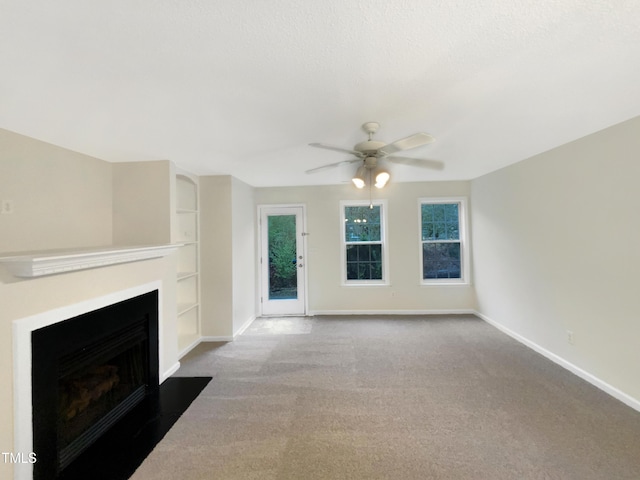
top-left (419, 196), bottom-right (470, 285)
top-left (340, 199), bottom-right (389, 286)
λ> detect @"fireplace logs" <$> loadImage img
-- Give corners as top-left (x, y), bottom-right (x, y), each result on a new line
top-left (60, 365), bottom-right (121, 420)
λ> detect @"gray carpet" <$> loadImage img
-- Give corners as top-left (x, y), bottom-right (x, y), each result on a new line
top-left (130, 315), bottom-right (640, 479)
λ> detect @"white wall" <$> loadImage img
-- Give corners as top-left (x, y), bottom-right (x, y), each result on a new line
top-left (255, 181), bottom-right (476, 314)
top-left (471, 115), bottom-right (640, 405)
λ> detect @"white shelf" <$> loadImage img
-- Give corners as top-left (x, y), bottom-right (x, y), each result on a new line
top-left (177, 271), bottom-right (198, 281)
top-left (177, 302), bottom-right (199, 316)
top-left (175, 173), bottom-right (201, 359)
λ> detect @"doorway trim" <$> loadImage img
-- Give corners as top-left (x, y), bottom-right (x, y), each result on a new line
top-left (257, 204), bottom-right (308, 316)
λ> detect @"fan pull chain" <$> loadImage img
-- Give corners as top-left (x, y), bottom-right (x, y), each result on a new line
top-left (369, 168), bottom-right (373, 209)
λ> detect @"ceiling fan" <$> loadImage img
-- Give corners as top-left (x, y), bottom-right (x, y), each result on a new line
top-left (307, 122), bottom-right (443, 188)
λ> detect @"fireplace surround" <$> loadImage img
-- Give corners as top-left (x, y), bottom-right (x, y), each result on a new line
top-left (10, 279), bottom-right (172, 480)
top-left (30, 290), bottom-right (159, 479)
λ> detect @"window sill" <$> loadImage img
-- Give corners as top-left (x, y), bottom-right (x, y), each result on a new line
top-left (342, 281), bottom-right (390, 287)
top-left (421, 279), bottom-right (469, 286)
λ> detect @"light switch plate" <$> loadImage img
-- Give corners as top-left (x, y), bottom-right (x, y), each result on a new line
top-left (1, 199), bottom-right (14, 214)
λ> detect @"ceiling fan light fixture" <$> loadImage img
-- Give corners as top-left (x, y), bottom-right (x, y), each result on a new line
top-left (352, 166), bottom-right (366, 189)
top-left (374, 169), bottom-right (390, 188)
top-left (309, 122), bottom-right (440, 187)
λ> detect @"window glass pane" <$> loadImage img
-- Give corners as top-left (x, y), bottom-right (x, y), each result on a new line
top-left (446, 221), bottom-right (459, 240)
top-left (433, 204), bottom-right (445, 221)
top-left (346, 262), bottom-right (358, 280)
top-left (422, 204), bottom-right (434, 223)
top-left (371, 262), bottom-right (382, 280)
top-left (370, 244), bottom-right (381, 262)
top-left (345, 206), bottom-right (381, 242)
top-left (423, 243), bottom-right (461, 279)
top-left (422, 203), bottom-right (459, 241)
top-left (357, 244), bottom-right (370, 261)
top-left (358, 263), bottom-right (369, 279)
top-left (421, 204), bottom-right (434, 240)
top-left (421, 223), bottom-right (432, 241)
top-left (345, 244), bottom-right (383, 280)
top-left (445, 204), bottom-right (458, 222)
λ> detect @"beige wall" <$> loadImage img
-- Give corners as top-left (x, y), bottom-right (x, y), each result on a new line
top-left (231, 177), bottom-right (257, 333)
top-left (255, 181), bottom-right (477, 313)
top-left (199, 176), bottom-right (234, 337)
top-left (0, 129), bottom-right (112, 254)
top-left (471, 115), bottom-right (640, 403)
top-left (112, 160), bottom-right (173, 245)
top-left (200, 176), bottom-right (257, 337)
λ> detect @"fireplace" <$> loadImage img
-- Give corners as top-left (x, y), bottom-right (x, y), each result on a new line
top-left (31, 290), bottom-right (159, 479)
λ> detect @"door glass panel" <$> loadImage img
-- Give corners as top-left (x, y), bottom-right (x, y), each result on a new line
top-left (268, 215), bottom-right (298, 300)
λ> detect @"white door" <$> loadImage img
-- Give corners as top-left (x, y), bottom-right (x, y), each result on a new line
top-left (260, 206), bottom-right (306, 316)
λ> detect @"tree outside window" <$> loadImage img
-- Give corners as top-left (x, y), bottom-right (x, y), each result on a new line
top-left (342, 202), bottom-right (387, 283)
top-left (420, 198), bottom-right (467, 283)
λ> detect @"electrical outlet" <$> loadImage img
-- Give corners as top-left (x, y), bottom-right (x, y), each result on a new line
top-left (567, 330), bottom-right (575, 345)
top-left (1, 199), bottom-right (14, 214)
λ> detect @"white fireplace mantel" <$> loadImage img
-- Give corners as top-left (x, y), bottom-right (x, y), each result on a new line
top-left (0, 244), bottom-right (180, 278)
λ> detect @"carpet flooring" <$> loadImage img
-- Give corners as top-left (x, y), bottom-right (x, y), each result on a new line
top-left (130, 315), bottom-right (640, 479)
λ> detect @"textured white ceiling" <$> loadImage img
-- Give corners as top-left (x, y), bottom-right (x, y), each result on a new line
top-left (2, 0), bottom-right (640, 186)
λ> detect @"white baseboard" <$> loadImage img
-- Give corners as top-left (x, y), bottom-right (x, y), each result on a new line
top-left (176, 335), bottom-right (233, 361)
top-left (178, 336), bottom-right (202, 359)
top-left (474, 310), bottom-right (640, 414)
top-left (200, 336), bottom-right (234, 342)
top-left (160, 362), bottom-right (180, 383)
top-left (178, 315), bottom-right (256, 357)
top-left (308, 309), bottom-right (476, 316)
top-left (234, 315), bottom-right (256, 338)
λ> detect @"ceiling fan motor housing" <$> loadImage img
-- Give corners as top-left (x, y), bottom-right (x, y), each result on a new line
top-left (363, 156), bottom-right (378, 168)
top-left (354, 140), bottom-right (386, 155)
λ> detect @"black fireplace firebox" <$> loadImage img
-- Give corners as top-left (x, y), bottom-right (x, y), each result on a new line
top-left (31, 291), bottom-right (159, 479)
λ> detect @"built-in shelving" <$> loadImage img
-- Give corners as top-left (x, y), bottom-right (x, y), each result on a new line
top-left (175, 174), bottom-right (201, 357)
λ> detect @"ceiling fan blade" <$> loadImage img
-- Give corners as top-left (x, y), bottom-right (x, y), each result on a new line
top-left (378, 133), bottom-right (435, 155)
top-left (305, 158), bottom-right (361, 174)
top-left (387, 156), bottom-right (444, 170)
top-left (309, 143), bottom-right (364, 157)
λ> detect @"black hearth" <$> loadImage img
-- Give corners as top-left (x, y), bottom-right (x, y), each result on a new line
top-left (31, 291), bottom-right (159, 480)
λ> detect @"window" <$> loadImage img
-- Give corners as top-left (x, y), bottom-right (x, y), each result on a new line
top-left (420, 197), bottom-right (468, 284)
top-left (341, 201), bottom-right (388, 284)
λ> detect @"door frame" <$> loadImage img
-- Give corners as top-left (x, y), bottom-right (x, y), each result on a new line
top-left (257, 204), bottom-right (308, 316)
